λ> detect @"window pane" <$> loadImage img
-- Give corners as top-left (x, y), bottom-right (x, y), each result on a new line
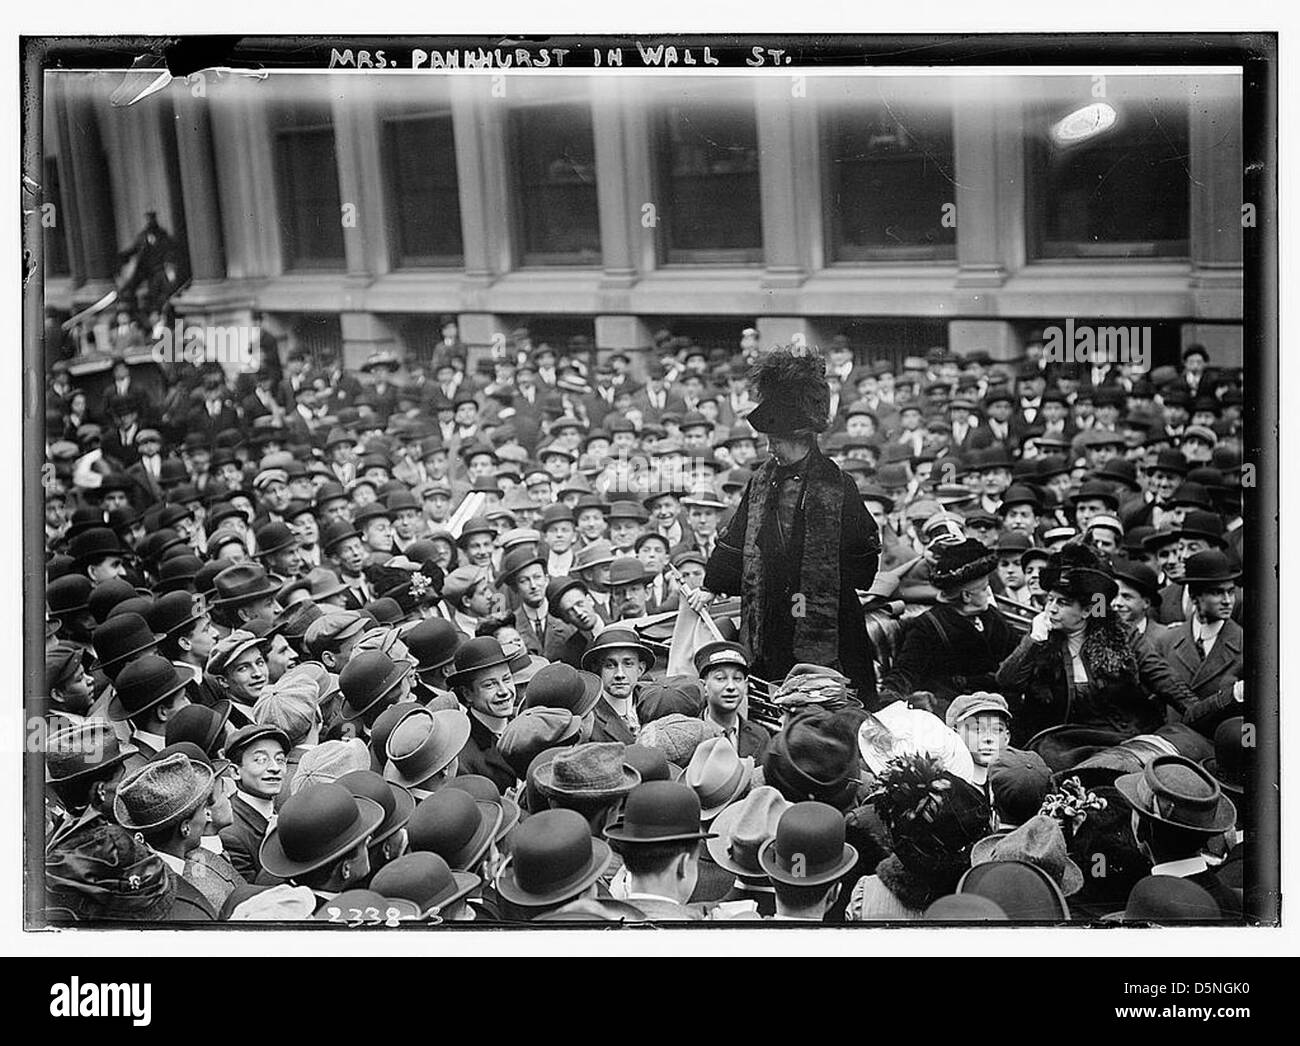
top-left (827, 106), bottom-right (956, 259)
top-left (511, 104), bottom-right (600, 262)
top-left (384, 112), bottom-right (463, 266)
top-left (659, 103), bottom-right (762, 258)
top-left (1031, 93), bottom-right (1190, 258)
top-left (274, 104), bottom-right (346, 270)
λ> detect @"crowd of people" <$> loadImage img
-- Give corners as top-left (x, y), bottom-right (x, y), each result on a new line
top-left (38, 321), bottom-right (1253, 925)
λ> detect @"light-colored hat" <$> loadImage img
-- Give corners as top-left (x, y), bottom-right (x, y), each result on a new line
top-left (859, 700), bottom-right (976, 783)
top-left (945, 691), bottom-right (1012, 730)
top-left (636, 714), bottom-right (723, 769)
top-left (253, 675), bottom-right (320, 747)
top-left (113, 752), bottom-right (214, 833)
top-left (970, 814), bottom-right (1085, 896)
top-left (705, 785), bottom-right (792, 878)
top-left (290, 738), bottom-right (371, 796)
top-left (685, 737), bottom-right (754, 821)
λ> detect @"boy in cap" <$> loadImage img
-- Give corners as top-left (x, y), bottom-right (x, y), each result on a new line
top-left (694, 641), bottom-right (769, 761)
top-left (945, 692), bottom-right (1013, 787)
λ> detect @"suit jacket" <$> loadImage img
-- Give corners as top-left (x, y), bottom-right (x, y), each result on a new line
top-left (590, 695), bottom-right (637, 744)
top-left (187, 401), bottom-right (242, 442)
top-left (628, 389), bottom-right (687, 427)
top-left (1151, 618), bottom-right (1244, 737)
top-left (126, 459), bottom-right (164, 507)
top-left (513, 605), bottom-right (575, 658)
top-left (219, 793), bottom-right (271, 882)
top-left (167, 868), bottom-right (218, 921)
top-left (546, 627), bottom-right (593, 670)
top-left (1153, 582), bottom-right (1243, 626)
top-left (457, 712), bottom-right (518, 793)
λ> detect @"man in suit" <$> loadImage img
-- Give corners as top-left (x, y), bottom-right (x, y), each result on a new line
top-left (125, 428), bottom-right (167, 507)
top-left (218, 724), bottom-right (290, 882)
top-left (497, 548), bottom-right (571, 657)
top-left (187, 373), bottom-right (242, 443)
top-left (1150, 551), bottom-right (1244, 739)
top-left (603, 782), bottom-right (712, 922)
top-left (581, 626), bottom-right (656, 744)
top-left (545, 576), bottom-right (600, 669)
top-left (115, 751), bottom-right (219, 920)
top-left (629, 362), bottom-right (687, 428)
top-left (446, 638), bottom-right (518, 793)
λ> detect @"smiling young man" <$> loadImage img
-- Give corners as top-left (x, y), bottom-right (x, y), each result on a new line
top-left (218, 723), bottom-right (291, 881)
top-left (445, 637), bottom-right (517, 792)
top-left (207, 631), bottom-right (272, 726)
top-left (694, 641), bottom-right (769, 761)
top-left (581, 626), bottom-right (656, 744)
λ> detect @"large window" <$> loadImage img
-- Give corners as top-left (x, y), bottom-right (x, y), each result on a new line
top-left (825, 104), bottom-right (957, 261)
top-left (383, 109), bottom-right (464, 267)
top-left (273, 101), bottom-right (346, 270)
top-left (656, 101), bottom-right (763, 264)
top-left (509, 103), bottom-right (601, 265)
top-left (1028, 81), bottom-right (1190, 259)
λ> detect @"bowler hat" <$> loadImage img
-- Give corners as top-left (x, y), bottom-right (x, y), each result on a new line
top-left (92, 613), bottom-right (160, 676)
top-left (406, 786), bottom-right (501, 871)
top-left (521, 662), bottom-right (602, 718)
top-left (444, 774), bottom-right (519, 842)
top-left (495, 808), bottom-right (612, 908)
top-left (956, 860), bottom-right (1070, 921)
top-left (48, 574), bottom-right (93, 617)
top-left (156, 555), bottom-right (203, 593)
top-left (1176, 510), bottom-right (1227, 548)
top-left (1149, 449), bottom-right (1189, 476)
top-left (1106, 875), bottom-right (1221, 923)
top-left (147, 590), bottom-right (206, 639)
top-left (1116, 755), bottom-right (1236, 834)
top-left (445, 637), bottom-right (512, 690)
top-left (758, 801), bottom-right (858, 887)
top-left (69, 527), bottom-right (123, 566)
top-left (403, 618), bottom-right (461, 674)
top-left (369, 852), bottom-right (480, 920)
top-left (543, 575), bottom-right (587, 609)
top-left (580, 625), bottom-right (655, 674)
top-left (212, 563), bottom-right (280, 607)
top-left (531, 742), bottom-right (640, 800)
top-left (164, 702), bottom-right (232, 757)
top-left (456, 516), bottom-right (496, 548)
top-left (607, 556), bottom-right (649, 589)
top-left (1068, 479), bottom-right (1120, 510)
top-left (255, 521), bottom-right (299, 559)
top-left (384, 707), bottom-right (472, 792)
top-left (1202, 717), bottom-right (1246, 797)
top-left (1111, 559), bottom-right (1161, 602)
top-left (113, 752), bottom-right (214, 833)
top-left (339, 650), bottom-right (408, 722)
top-left (604, 781), bottom-right (717, 846)
top-left (45, 721), bottom-right (137, 784)
top-left (337, 769), bottom-right (415, 849)
top-left (259, 783), bottom-right (386, 879)
top-left (320, 520), bottom-right (362, 552)
top-left (1180, 549), bottom-right (1240, 585)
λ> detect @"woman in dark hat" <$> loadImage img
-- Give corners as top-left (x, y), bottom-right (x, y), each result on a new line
top-left (698, 347), bottom-right (881, 698)
top-left (996, 543), bottom-right (1189, 746)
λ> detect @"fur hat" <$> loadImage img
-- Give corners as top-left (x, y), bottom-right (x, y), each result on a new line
top-left (744, 347), bottom-right (831, 436)
top-left (930, 538), bottom-right (998, 592)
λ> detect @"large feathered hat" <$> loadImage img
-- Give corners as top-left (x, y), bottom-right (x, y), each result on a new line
top-left (744, 346), bottom-right (831, 436)
top-left (1038, 541), bottom-right (1118, 606)
top-left (929, 538), bottom-right (998, 592)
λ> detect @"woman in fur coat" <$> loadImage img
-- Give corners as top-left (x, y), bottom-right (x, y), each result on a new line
top-left (995, 543), bottom-right (1177, 744)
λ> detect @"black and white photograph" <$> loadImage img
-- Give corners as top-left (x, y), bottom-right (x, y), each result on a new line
top-left (15, 18), bottom-right (1283, 963)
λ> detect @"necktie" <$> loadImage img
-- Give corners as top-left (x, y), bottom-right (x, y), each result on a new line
top-left (1194, 634), bottom-right (1207, 660)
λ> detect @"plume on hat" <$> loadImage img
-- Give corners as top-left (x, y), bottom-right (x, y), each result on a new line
top-left (746, 347), bottom-right (831, 435)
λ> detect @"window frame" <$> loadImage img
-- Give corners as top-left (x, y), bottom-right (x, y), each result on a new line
top-left (271, 104), bottom-right (347, 272)
top-left (380, 106), bottom-right (466, 270)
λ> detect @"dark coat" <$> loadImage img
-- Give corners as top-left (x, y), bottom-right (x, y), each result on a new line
top-left (995, 628), bottom-right (1167, 744)
top-left (1150, 618), bottom-right (1245, 738)
top-left (590, 695), bottom-right (637, 745)
top-left (704, 447), bottom-right (880, 697)
top-left (219, 793), bottom-right (271, 883)
top-left (879, 603), bottom-right (1017, 718)
top-left (457, 712), bottom-right (517, 793)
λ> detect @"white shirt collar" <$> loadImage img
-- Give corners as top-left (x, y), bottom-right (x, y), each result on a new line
top-left (132, 729), bottom-right (167, 752)
top-left (156, 849), bottom-right (188, 876)
top-left (1151, 855), bottom-right (1209, 878)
